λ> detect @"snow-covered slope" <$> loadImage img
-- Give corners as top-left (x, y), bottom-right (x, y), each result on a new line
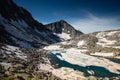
top-left (95, 30), bottom-right (120, 48)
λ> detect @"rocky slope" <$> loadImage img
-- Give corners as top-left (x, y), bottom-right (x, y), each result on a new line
top-left (0, 44), bottom-right (61, 80)
top-left (0, 0), bottom-right (61, 49)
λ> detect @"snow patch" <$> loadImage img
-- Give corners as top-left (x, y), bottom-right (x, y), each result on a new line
top-left (43, 45), bottom-right (63, 51)
top-left (0, 62), bottom-right (11, 67)
top-left (107, 31), bottom-right (119, 36)
top-left (2, 45), bottom-right (27, 60)
top-left (54, 32), bottom-right (71, 40)
top-left (77, 40), bottom-right (86, 47)
top-left (97, 38), bottom-right (117, 47)
top-left (96, 32), bottom-right (107, 38)
top-left (91, 52), bottom-right (115, 57)
top-left (113, 46), bottom-right (120, 49)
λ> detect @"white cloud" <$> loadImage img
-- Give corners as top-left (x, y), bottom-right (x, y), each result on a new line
top-left (71, 13), bottom-right (120, 34)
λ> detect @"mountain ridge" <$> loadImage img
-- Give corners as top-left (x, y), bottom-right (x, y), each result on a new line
top-left (0, 0), bottom-right (57, 48)
top-left (0, 0), bottom-right (83, 49)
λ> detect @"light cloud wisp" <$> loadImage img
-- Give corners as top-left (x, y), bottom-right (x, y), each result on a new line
top-left (72, 13), bottom-right (120, 34)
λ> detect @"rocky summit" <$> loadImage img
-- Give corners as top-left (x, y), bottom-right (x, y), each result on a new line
top-left (45, 20), bottom-right (83, 40)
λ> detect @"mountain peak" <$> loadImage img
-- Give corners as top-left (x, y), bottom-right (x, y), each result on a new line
top-left (45, 20), bottom-right (83, 39)
top-left (59, 20), bottom-right (66, 23)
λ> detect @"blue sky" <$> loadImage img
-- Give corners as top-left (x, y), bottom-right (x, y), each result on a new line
top-left (14, 0), bottom-right (120, 33)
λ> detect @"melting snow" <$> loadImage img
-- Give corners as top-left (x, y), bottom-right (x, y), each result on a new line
top-left (97, 38), bottom-right (117, 47)
top-left (2, 45), bottom-right (27, 60)
top-left (0, 62), bottom-right (11, 67)
top-left (96, 32), bottom-right (107, 38)
top-left (77, 40), bottom-right (86, 47)
top-left (91, 52), bottom-right (115, 57)
top-left (54, 32), bottom-right (71, 40)
top-left (43, 45), bottom-right (63, 51)
top-left (107, 31), bottom-right (119, 36)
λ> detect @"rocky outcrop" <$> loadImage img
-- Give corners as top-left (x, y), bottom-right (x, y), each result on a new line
top-left (0, 45), bottom-right (62, 80)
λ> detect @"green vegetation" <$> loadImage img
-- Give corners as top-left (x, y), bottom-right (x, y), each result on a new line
top-left (0, 64), bottom-right (61, 80)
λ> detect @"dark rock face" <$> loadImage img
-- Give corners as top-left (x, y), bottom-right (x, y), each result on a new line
top-left (0, 24), bottom-right (15, 45)
top-left (0, 0), bottom-right (61, 48)
top-left (0, 0), bottom-right (43, 29)
top-left (45, 20), bottom-right (83, 38)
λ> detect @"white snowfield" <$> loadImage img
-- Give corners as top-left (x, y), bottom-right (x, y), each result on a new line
top-left (96, 31), bottom-right (120, 48)
top-left (60, 41), bottom-right (72, 45)
top-left (96, 38), bottom-right (117, 47)
top-left (113, 46), bottom-right (120, 49)
top-left (96, 32), bottom-right (107, 38)
top-left (1, 45), bottom-right (27, 60)
top-left (91, 52), bottom-right (115, 57)
top-left (96, 31), bottom-right (119, 38)
top-left (77, 40), bottom-right (86, 47)
top-left (54, 32), bottom-right (71, 40)
top-left (43, 45), bottom-right (63, 51)
top-left (44, 44), bottom-right (87, 52)
top-left (107, 31), bottom-right (119, 36)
